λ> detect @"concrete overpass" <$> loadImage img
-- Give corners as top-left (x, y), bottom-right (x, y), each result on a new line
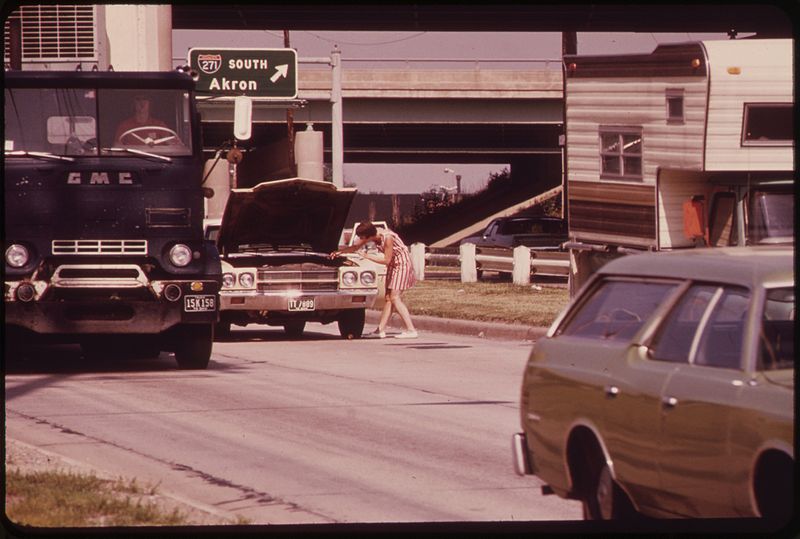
top-left (196, 61), bottom-right (565, 187)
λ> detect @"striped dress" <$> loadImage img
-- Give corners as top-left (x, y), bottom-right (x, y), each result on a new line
top-left (377, 229), bottom-right (416, 291)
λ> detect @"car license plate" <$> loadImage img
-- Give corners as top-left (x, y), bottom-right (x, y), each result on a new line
top-left (288, 297), bottom-right (315, 311)
top-left (184, 295), bottom-right (216, 312)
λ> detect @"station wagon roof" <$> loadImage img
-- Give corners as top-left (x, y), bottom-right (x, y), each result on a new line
top-left (598, 247), bottom-right (794, 288)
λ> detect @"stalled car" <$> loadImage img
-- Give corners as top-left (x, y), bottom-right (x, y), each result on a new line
top-left (512, 247), bottom-right (794, 522)
top-left (211, 178), bottom-right (381, 339)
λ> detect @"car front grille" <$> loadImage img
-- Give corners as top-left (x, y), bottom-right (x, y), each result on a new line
top-left (257, 268), bottom-right (338, 293)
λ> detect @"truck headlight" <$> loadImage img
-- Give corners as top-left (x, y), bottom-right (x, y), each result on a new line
top-left (239, 272), bottom-right (254, 288)
top-left (222, 273), bottom-right (235, 288)
top-left (342, 270), bottom-right (358, 286)
top-left (5, 244), bottom-right (29, 268)
top-left (361, 271), bottom-right (376, 286)
top-left (169, 243), bottom-right (192, 267)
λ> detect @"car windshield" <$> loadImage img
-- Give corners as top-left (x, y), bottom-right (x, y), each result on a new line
top-left (749, 189), bottom-right (794, 244)
top-left (4, 87), bottom-right (192, 157)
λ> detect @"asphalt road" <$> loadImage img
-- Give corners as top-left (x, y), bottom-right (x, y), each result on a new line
top-left (5, 323), bottom-right (582, 527)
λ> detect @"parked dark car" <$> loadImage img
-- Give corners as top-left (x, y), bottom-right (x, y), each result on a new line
top-left (459, 216), bottom-right (567, 250)
top-left (512, 246), bottom-right (794, 523)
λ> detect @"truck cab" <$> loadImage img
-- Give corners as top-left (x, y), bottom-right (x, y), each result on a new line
top-left (4, 70), bottom-right (221, 368)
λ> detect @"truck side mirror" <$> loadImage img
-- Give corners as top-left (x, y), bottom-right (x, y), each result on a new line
top-left (233, 96), bottom-right (252, 141)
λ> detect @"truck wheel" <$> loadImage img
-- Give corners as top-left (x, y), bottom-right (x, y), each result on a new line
top-left (283, 320), bottom-right (306, 338)
top-left (174, 324), bottom-right (213, 370)
top-left (338, 308), bottom-right (365, 339)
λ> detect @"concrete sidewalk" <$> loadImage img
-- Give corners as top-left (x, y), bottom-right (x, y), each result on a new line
top-left (365, 310), bottom-right (549, 342)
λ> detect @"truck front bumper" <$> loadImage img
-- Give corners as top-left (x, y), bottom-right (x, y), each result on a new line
top-left (5, 278), bottom-right (219, 335)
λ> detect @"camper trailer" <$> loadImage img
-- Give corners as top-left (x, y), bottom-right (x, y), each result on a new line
top-left (563, 39), bottom-right (793, 294)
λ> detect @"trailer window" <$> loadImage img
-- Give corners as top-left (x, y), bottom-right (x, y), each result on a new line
top-left (742, 103), bottom-right (793, 145)
top-left (666, 89), bottom-right (685, 124)
top-left (600, 127), bottom-right (643, 180)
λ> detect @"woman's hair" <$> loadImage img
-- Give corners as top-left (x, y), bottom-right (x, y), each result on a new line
top-left (355, 222), bottom-right (377, 238)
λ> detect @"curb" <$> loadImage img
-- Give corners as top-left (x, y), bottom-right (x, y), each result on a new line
top-left (366, 310), bottom-right (548, 342)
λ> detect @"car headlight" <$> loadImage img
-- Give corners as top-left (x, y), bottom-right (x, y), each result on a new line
top-left (239, 272), bottom-right (254, 288)
top-left (5, 244), bottom-right (29, 268)
top-left (169, 243), bottom-right (193, 267)
top-left (342, 270), bottom-right (358, 286)
top-left (222, 273), bottom-right (235, 288)
top-left (361, 271), bottom-right (376, 286)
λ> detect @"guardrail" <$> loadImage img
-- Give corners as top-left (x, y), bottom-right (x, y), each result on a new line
top-left (409, 243), bottom-right (569, 284)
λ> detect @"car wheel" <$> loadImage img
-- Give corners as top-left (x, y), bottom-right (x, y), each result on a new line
top-left (283, 320), bottom-right (306, 338)
top-left (174, 324), bottom-right (212, 370)
top-left (585, 463), bottom-right (637, 520)
top-left (338, 308), bottom-right (365, 339)
top-left (214, 321), bottom-right (231, 341)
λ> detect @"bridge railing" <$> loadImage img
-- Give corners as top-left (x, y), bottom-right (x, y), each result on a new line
top-left (410, 242), bottom-right (569, 284)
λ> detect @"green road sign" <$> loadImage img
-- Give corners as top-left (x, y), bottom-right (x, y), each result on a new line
top-left (188, 48), bottom-right (298, 98)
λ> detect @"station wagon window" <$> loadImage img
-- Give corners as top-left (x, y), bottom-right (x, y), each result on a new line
top-left (666, 88), bottom-right (685, 124)
top-left (759, 287), bottom-right (795, 371)
top-left (560, 279), bottom-right (678, 341)
top-left (599, 127), bottom-right (643, 180)
top-left (693, 286), bottom-right (750, 369)
top-left (742, 103), bottom-right (793, 145)
top-left (650, 284), bottom-right (718, 363)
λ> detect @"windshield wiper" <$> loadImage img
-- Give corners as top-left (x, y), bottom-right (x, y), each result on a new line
top-left (4, 150), bottom-right (75, 162)
top-left (101, 147), bottom-right (172, 162)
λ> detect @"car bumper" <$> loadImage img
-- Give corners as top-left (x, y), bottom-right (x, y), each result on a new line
top-left (512, 432), bottom-right (534, 476)
top-left (220, 289), bottom-right (378, 311)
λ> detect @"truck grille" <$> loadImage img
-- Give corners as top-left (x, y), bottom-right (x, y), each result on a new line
top-left (52, 240), bottom-right (147, 255)
top-left (257, 269), bottom-right (338, 293)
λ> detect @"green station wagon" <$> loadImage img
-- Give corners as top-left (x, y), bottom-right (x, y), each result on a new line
top-left (512, 247), bottom-right (794, 523)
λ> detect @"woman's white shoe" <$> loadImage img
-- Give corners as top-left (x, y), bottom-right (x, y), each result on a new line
top-left (395, 330), bottom-right (418, 339)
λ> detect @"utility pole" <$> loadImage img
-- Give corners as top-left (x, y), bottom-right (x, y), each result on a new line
top-left (284, 30), bottom-right (296, 176)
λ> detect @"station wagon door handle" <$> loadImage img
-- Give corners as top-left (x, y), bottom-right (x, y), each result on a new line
top-left (604, 385), bottom-right (619, 398)
top-left (662, 396), bottom-right (678, 408)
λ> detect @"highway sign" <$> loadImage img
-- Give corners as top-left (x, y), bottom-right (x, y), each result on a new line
top-left (188, 48), bottom-right (298, 98)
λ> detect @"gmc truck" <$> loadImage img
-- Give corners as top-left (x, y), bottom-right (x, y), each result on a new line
top-left (4, 70), bottom-right (221, 368)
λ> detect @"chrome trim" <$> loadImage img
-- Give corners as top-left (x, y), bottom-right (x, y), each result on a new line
top-left (51, 264), bottom-right (149, 288)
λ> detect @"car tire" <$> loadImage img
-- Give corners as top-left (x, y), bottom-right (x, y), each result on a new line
top-left (174, 324), bottom-right (212, 370)
top-left (214, 321), bottom-right (231, 341)
top-left (283, 320), bottom-right (306, 338)
top-left (584, 463), bottom-right (637, 520)
top-left (338, 308), bottom-right (365, 339)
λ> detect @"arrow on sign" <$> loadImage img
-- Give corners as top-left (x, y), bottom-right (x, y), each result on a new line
top-left (270, 64), bottom-right (289, 83)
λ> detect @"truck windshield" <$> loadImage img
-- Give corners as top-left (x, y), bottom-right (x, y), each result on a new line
top-left (750, 189), bottom-right (794, 244)
top-left (4, 87), bottom-right (193, 157)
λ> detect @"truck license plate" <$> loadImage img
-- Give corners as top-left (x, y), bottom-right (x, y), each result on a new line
top-left (184, 295), bottom-right (216, 312)
top-left (288, 297), bottom-right (315, 311)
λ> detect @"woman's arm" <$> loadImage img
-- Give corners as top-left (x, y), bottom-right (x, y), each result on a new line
top-left (329, 236), bottom-right (368, 258)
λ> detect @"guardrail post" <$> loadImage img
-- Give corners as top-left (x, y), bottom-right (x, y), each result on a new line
top-left (512, 246), bottom-right (531, 285)
top-left (459, 243), bottom-right (477, 283)
top-left (410, 242), bottom-right (426, 281)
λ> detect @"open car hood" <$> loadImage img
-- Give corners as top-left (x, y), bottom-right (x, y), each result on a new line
top-left (217, 178), bottom-right (357, 254)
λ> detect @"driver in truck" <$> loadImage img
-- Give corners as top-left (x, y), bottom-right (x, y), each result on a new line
top-left (114, 94), bottom-right (174, 145)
